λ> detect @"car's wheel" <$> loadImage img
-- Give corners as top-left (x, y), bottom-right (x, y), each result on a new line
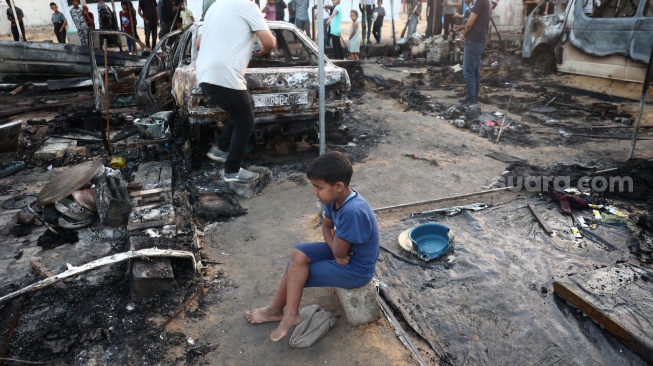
top-left (533, 48), bottom-right (556, 74)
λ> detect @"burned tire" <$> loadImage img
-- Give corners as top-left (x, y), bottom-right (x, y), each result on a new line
top-left (533, 49), bottom-right (556, 75)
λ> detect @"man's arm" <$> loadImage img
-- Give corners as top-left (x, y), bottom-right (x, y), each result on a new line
top-left (196, 33), bottom-right (201, 50)
top-left (255, 29), bottom-right (276, 54)
top-left (460, 11), bottom-right (478, 41)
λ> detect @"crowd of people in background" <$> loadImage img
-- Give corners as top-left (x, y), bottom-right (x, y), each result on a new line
top-left (5, 0), bottom-right (598, 60)
top-left (4, 0), bottom-right (196, 51)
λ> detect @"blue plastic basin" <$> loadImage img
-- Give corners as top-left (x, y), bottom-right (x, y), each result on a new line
top-left (408, 223), bottom-right (451, 261)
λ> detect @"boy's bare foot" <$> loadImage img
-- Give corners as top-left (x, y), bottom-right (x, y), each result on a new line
top-left (270, 313), bottom-right (302, 342)
top-left (246, 306), bottom-right (283, 324)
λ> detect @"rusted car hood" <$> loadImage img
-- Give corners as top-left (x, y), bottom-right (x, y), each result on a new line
top-left (172, 63), bottom-right (350, 114)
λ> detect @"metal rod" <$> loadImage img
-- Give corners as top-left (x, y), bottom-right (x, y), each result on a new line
top-left (376, 294), bottom-right (429, 366)
top-left (629, 44), bottom-right (653, 158)
top-left (390, 0), bottom-right (396, 46)
top-left (318, 0), bottom-right (326, 155)
top-left (373, 186), bottom-right (512, 213)
top-left (103, 39), bottom-right (112, 155)
top-left (495, 91), bottom-right (513, 144)
top-left (629, 94), bottom-right (647, 159)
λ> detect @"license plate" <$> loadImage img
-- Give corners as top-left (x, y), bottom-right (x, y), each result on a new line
top-left (252, 92), bottom-right (310, 107)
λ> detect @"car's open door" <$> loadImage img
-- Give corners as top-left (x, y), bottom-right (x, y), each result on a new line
top-left (135, 28), bottom-right (188, 115)
top-left (89, 30), bottom-right (150, 111)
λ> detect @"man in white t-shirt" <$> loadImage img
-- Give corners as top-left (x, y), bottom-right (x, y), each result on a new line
top-left (196, 0), bottom-right (276, 182)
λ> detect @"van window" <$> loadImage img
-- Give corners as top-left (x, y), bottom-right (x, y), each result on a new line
top-left (645, 0), bottom-right (653, 15)
top-left (594, 0), bottom-right (640, 17)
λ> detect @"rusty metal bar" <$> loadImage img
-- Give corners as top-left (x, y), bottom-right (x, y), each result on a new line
top-left (629, 45), bottom-right (653, 158)
top-left (373, 187), bottom-right (513, 213)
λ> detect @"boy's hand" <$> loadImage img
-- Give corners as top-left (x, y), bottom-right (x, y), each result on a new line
top-left (335, 251), bottom-right (353, 265)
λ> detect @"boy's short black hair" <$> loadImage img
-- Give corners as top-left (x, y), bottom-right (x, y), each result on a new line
top-left (50, 2), bottom-right (56, 6)
top-left (306, 151), bottom-right (353, 186)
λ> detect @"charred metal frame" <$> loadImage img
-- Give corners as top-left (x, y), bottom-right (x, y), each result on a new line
top-left (522, 0), bottom-right (653, 81)
top-left (168, 22), bottom-right (351, 135)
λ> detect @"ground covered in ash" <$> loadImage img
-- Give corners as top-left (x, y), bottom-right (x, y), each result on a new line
top-left (1, 46), bottom-right (653, 365)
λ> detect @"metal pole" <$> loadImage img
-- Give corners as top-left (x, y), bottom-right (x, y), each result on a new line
top-left (318, 0), bottom-right (326, 155)
top-left (373, 187), bottom-right (512, 212)
top-left (104, 39), bottom-right (112, 155)
top-left (628, 45), bottom-right (653, 159)
top-left (390, 0), bottom-right (396, 46)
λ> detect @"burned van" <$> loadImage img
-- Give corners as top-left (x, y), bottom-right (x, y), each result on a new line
top-left (522, 0), bottom-right (653, 82)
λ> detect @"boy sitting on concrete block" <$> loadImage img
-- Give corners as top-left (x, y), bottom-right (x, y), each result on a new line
top-left (246, 151), bottom-right (380, 342)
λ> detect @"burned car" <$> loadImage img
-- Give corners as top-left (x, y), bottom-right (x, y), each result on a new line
top-left (106, 21), bottom-right (351, 163)
top-left (92, 22), bottom-right (351, 162)
top-left (522, 0), bottom-right (653, 82)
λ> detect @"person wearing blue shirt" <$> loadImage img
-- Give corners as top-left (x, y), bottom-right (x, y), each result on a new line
top-left (246, 151), bottom-right (380, 342)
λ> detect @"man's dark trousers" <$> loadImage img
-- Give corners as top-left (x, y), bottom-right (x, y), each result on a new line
top-left (200, 83), bottom-right (255, 174)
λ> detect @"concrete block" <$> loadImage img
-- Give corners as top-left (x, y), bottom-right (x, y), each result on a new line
top-left (335, 281), bottom-right (380, 326)
top-left (128, 236), bottom-right (175, 300)
top-left (129, 258), bottom-right (174, 300)
top-left (32, 138), bottom-right (77, 162)
top-left (96, 173), bottom-right (131, 227)
top-left (0, 121), bottom-right (22, 152)
top-left (227, 166), bottom-right (272, 199)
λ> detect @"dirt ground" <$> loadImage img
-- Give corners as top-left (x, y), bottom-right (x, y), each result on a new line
top-left (2, 23), bottom-right (653, 366)
top-left (163, 61), bottom-right (653, 365)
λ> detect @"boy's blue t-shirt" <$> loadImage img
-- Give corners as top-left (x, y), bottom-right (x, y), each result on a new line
top-left (324, 191), bottom-right (380, 275)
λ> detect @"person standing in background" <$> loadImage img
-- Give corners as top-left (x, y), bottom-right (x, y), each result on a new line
top-left (359, 0), bottom-right (374, 44)
top-left (288, 0), bottom-right (295, 23)
top-left (293, 0), bottom-right (310, 38)
top-left (159, 0), bottom-right (180, 38)
top-left (406, 0), bottom-right (421, 37)
top-left (179, 1), bottom-right (193, 26)
top-left (443, 0), bottom-right (459, 38)
top-left (139, 0), bottom-right (158, 48)
top-left (50, 2), bottom-right (67, 43)
top-left (83, 5), bottom-right (95, 29)
top-left (460, 0), bottom-right (491, 107)
top-left (70, 0), bottom-right (89, 46)
top-left (120, 0), bottom-right (136, 52)
top-left (275, 0), bottom-right (286, 20)
top-left (98, 0), bottom-right (120, 47)
top-left (348, 10), bottom-right (360, 59)
top-left (6, 0), bottom-right (25, 41)
top-left (262, 0), bottom-right (276, 20)
top-left (371, 0), bottom-right (385, 44)
top-left (322, 0), bottom-right (333, 47)
top-left (327, 0), bottom-right (343, 59)
top-left (426, 0), bottom-right (443, 37)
